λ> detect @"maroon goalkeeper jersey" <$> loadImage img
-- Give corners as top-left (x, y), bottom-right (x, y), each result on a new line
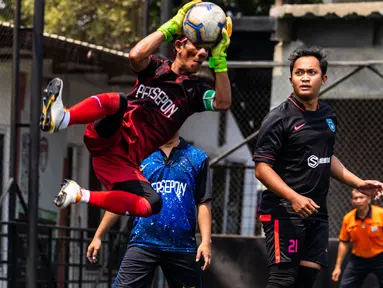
top-left (83, 55), bottom-right (214, 188)
top-left (121, 55), bottom-right (213, 162)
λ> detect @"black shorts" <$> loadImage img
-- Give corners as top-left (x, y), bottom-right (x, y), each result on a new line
top-left (261, 216), bottom-right (329, 268)
top-left (113, 246), bottom-right (202, 288)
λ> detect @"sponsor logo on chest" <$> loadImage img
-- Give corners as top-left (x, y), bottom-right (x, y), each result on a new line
top-left (151, 180), bottom-right (188, 200)
top-left (136, 84), bottom-right (179, 118)
top-left (307, 155), bottom-right (331, 168)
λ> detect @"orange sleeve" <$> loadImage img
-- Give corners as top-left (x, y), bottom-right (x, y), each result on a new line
top-left (339, 217), bottom-right (350, 242)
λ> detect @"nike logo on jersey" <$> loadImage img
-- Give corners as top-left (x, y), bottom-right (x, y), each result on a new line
top-left (294, 123), bottom-right (306, 131)
top-left (139, 163), bottom-right (149, 172)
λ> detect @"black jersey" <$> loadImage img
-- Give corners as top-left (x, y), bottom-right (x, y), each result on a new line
top-left (253, 95), bottom-right (337, 219)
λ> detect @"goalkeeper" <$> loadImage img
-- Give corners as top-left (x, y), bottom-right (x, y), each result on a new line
top-left (40, 1), bottom-right (232, 219)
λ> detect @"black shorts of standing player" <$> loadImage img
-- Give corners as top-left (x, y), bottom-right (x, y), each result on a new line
top-left (261, 215), bottom-right (329, 288)
top-left (113, 246), bottom-right (202, 288)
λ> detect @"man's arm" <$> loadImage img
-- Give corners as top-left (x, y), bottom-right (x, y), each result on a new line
top-left (198, 202), bottom-right (212, 246)
top-left (129, 0), bottom-right (199, 72)
top-left (196, 201), bottom-right (212, 270)
top-left (255, 162), bottom-right (298, 202)
top-left (194, 158), bottom-right (212, 270)
top-left (213, 72), bottom-right (231, 111)
top-left (330, 155), bottom-right (363, 188)
top-left (332, 241), bottom-right (350, 282)
top-left (94, 211), bottom-right (121, 239)
top-left (87, 211), bottom-right (121, 263)
top-left (255, 162), bottom-right (319, 218)
top-left (333, 217), bottom-right (350, 282)
top-left (210, 19), bottom-right (232, 111)
top-left (335, 241), bottom-right (350, 268)
top-left (128, 31), bottom-right (165, 72)
top-left (331, 155), bottom-right (383, 198)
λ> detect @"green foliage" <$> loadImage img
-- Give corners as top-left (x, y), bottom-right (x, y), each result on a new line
top-left (46, 0), bottom-right (144, 50)
top-left (0, 0), bottom-right (323, 49)
top-left (173, 0), bottom-right (323, 17)
top-left (0, 0), bottom-right (14, 21)
top-left (1, 0), bottom-right (145, 50)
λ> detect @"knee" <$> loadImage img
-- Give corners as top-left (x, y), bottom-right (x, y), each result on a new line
top-left (103, 92), bottom-right (126, 114)
top-left (94, 93), bottom-right (127, 138)
top-left (117, 93), bottom-right (127, 111)
top-left (267, 263), bottom-right (297, 288)
top-left (149, 192), bottom-right (162, 215)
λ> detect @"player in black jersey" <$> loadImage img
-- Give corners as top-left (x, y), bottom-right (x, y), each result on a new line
top-left (253, 45), bottom-right (383, 288)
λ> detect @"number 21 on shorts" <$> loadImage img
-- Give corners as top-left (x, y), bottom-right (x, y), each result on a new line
top-left (288, 239), bottom-right (298, 253)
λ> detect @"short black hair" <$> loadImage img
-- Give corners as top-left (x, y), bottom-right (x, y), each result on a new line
top-left (288, 45), bottom-right (328, 76)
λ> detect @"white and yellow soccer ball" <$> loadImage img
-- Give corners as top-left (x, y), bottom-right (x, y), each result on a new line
top-left (183, 2), bottom-right (227, 48)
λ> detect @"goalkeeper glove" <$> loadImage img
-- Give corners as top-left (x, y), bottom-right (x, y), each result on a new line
top-left (209, 16), bottom-right (232, 73)
top-left (157, 0), bottom-right (201, 42)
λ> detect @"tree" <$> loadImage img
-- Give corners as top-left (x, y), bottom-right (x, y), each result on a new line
top-left (175, 0), bottom-right (275, 16)
top-left (0, 0), bottom-right (323, 50)
top-left (0, 0), bottom-right (13, 20)
top-left (1, 0), bottom-right (146, 50)
top-left (173, 0), bottom-right (322, 17)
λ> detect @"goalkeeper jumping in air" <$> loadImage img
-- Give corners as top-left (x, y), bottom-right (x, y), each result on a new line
top-left (39, 0), bottom-right (232, 217)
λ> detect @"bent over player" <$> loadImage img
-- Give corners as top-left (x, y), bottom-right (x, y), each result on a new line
top-left (253, 45), bottom-right (383, 288)
top-left (39, 0), bottom-right (231, 218)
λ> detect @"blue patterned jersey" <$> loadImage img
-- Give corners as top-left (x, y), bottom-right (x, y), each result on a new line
top-left (128, 137), bottom-right (211, 252)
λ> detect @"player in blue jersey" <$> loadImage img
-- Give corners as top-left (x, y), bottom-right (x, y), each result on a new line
top-left (87, 131), bottom-right (212, 288)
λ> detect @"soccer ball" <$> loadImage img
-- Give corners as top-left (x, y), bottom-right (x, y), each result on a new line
top-left (183, 2), bottom-right (227, 47)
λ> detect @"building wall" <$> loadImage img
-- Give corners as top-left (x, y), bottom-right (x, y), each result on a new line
top-left (0, 58), bottom-right (12, 227)
top-left (271, 18), bottom-right (383, 108)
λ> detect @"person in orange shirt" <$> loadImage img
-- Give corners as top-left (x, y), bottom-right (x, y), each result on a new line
top-left (332, 189), bottom-right (383, 287)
